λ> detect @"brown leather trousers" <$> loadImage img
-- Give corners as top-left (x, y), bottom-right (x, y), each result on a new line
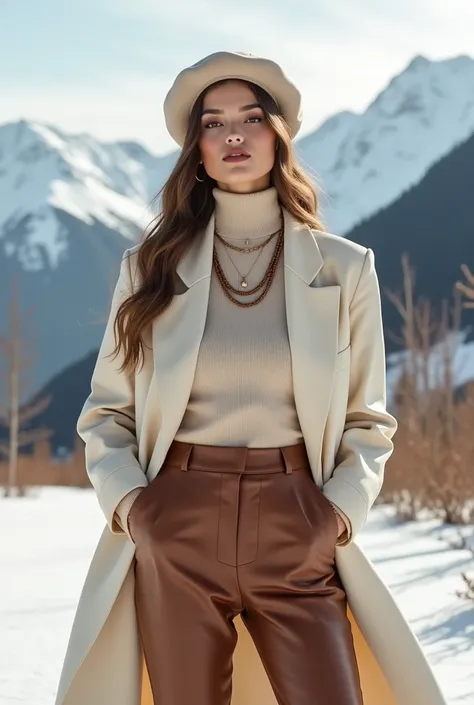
top-left (130, 439), bottom-right (363, 705)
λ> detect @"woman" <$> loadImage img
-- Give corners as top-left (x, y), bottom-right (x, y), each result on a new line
top-left (54, 52), bottom-right (447, 705)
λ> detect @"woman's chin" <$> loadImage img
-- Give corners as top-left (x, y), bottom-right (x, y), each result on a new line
top-left (216, 169), bottom-right (270, 189)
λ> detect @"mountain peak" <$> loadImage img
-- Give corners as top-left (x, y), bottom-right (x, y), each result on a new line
top-left (294, 52), bottom-right (474, 234)
top-left (405, 54), bottom-right (430, 71)
top-left (0, 119), bottom-right (173, 275)
top-left (366, 53), bottom-right (474, 121)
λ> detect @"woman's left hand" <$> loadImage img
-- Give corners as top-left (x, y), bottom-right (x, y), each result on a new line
top-left (327, 500), bottom-right (349, 541)
top-left (334, 511), bottom-right (347, 539)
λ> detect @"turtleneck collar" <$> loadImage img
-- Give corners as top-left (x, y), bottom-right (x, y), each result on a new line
top-left (212, 186), bottom-right (282, 241)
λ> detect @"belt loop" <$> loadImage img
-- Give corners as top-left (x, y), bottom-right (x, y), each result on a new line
top-left (181, 444), bottom-right (193, 472)
top-left (280, 447), bottom-right (293, 474)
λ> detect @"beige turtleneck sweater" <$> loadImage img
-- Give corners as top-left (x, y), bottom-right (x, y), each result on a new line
top-left (114, 186), bottom-right (351, 543)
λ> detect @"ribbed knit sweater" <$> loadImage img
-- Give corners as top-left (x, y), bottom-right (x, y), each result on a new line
top-left (114, 186), bottom-right (351, 543)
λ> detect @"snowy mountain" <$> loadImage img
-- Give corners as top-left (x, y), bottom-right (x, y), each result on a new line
top-left (1, 53), bottom-right (473, 270)
top-left (0, 120), bottom-right (175, 271)
top-left (345, 126), bottom-right (474, 355)
top-left (0, 53), bottom-right (473, 397)
top-left (0, 121), bottom-right (177, 398)
top-left (296, 54), bottom-right (474, 234)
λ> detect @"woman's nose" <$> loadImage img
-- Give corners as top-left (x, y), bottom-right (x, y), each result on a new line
top-left (225, 133), bottom-right (244, 144)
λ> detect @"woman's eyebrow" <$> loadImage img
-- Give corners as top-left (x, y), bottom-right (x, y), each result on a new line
top-left (201, 102), bottom-right (261, 117)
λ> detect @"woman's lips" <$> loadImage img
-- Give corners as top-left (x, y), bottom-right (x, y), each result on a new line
top-left (223, 154), bottom-right (251, 163)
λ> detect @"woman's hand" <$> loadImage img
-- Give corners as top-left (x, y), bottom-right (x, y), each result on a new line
top-left (327, 500), bottom-right (350, 542)
top-left (334, 511), bottom-right (347, 539)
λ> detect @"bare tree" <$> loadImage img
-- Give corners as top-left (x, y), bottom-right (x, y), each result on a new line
top-left (456, 264), bottom-right (474, 308)
top-left (455, 260), bottom-right (474, 601)
top-left (382, 254), bottom-right (474, 524)
top-left (0, 274), bottom-right (53, 497)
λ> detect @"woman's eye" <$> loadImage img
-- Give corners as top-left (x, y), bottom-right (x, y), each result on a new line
top-left (203, 116), bottom-right (262, 129)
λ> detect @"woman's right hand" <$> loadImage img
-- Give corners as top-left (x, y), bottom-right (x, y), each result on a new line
top-left (126, 496), bottom-right (143, 542)
top-left (115, 487), bottom-right (146, 542)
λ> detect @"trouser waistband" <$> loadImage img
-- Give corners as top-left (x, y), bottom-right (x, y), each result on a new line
top-left (164, 439), bottom-right (311, 475)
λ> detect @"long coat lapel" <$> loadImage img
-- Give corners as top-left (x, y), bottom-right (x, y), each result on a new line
top-left (149, 208), bottom-right (341, 483)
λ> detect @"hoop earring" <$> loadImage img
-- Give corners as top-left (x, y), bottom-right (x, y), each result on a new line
top-left (195, 162), bottom-right (205, 183)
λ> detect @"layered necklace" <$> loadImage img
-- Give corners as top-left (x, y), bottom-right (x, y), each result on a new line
top-left (213, 210), bottom-right (284, 308)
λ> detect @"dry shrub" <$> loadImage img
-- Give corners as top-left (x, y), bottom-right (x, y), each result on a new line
top-left (380, 255), bottom-right (474, 524)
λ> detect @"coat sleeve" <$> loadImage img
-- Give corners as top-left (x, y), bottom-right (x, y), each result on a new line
top-left (321, 247), bottom-right (398, 544)
top-left (76, 249), bottom-right (149, 535)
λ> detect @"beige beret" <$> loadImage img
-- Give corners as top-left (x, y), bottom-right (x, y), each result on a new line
top-left (163, 51), bottom-right (303, 147)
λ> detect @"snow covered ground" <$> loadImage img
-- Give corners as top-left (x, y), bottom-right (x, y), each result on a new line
top-left (1, 487), bottom-right (473, 704)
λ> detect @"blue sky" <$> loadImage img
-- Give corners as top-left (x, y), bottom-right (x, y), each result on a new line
top-left (1, 0), bottom-right (473, 155)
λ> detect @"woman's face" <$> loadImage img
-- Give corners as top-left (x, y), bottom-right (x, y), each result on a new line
top-left (198, 80), bottom-right (277, 194)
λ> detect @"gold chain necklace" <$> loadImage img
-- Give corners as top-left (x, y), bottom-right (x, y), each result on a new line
top-left (214, 227), bottom-right (281, 288)
top-left (212, 211), bottom-right (284, 308)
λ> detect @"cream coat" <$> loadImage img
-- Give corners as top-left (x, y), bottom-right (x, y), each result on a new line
top-left (54, 208), bottom-right (448, 705)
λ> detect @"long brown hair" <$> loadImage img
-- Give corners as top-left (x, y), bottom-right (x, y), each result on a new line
top-left (111, 79), bottom-right (326, 375)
